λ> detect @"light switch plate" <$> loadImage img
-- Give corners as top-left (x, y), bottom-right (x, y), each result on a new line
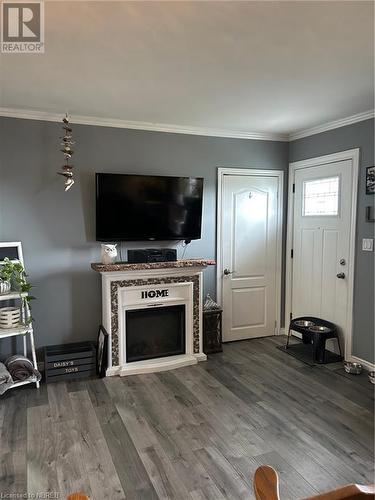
top-left (362, 238), bottom-right (374, 251)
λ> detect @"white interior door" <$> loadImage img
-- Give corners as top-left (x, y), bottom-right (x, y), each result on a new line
top-left (220, 173), bottom-right (281, 342)
top-left (291, 159), bottom-right (354, 352)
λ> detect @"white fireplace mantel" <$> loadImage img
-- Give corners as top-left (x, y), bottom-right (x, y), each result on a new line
top-left (92, 259), bottom-right (215, 376)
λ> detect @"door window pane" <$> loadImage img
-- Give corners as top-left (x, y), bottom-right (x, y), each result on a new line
top-left (303, 176), bottom-right (339, 216)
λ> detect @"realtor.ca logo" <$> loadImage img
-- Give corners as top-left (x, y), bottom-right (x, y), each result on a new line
top-left (1, 0), bottom-right (44, 53)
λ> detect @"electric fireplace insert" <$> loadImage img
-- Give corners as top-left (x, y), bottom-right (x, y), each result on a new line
top-left (126, 305), bottom-right (186, 362)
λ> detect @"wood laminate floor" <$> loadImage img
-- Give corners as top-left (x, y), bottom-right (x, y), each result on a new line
top-left (0, 336), bottom-right (374, 500)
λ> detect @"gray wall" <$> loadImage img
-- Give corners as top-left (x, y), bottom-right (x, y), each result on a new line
top-left (2, 116), bottom-right (372, 363)
top-left (0, 116), bottom-right (288, 350)
top-left (289, 119), bottom-right (375, 364)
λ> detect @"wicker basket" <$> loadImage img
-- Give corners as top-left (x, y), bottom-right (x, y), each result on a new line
top-left (0, 307), bottom-right (21, 329)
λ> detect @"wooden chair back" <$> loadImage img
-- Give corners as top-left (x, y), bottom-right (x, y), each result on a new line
top-left (305, 485), bottom-right (375, 500)
top-left (253, 465), bottom-right (375, 500)
top-left (254, 465), bottom-right (280, 500)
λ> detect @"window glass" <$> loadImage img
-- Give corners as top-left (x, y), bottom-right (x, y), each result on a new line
top-left (303, 176), bottom-right (339, 216)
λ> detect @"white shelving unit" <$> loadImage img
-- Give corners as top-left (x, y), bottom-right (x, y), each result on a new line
top-left (0, 242), bottom-right (39, 391)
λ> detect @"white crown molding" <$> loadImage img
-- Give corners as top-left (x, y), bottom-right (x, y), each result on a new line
top-left (0, 107), bottom-right (289, 142)
top-left (1, 106), bottom-right (373, 142)
top-left (289, 109), bottom-right (375, 141)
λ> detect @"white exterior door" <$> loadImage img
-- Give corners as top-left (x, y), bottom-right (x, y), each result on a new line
top-left (291, 159), bottom-right (354, 352)
top-left (220, 173), bottom-right (281, 342)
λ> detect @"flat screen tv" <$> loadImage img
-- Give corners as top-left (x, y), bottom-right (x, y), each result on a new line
top-left (96, 173), bottom-right (204, 241)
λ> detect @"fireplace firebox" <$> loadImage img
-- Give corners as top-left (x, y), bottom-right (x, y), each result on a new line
top-left (126, 305), bottom-right (186, 362)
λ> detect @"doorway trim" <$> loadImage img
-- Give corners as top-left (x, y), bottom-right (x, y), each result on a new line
top-left (285, 148), bottom-right (359, 361)
top-left (216, 167), bottom-right (284, 335)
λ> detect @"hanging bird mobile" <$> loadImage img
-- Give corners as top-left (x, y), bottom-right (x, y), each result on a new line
top-left (57, 114), bottom-right (76, 191)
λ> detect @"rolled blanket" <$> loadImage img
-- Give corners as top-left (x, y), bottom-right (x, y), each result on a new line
top-left (0, 362), bottom-right (13, 395)
top-left (5, 355), bottom-right (41, 382)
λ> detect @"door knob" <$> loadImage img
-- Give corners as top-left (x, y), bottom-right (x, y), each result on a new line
top-left (223, 268), bottom-right (233, 275)
top-left (336, 272), bottom-right (345, 279)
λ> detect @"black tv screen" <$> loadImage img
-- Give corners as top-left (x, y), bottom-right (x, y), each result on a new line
top-left (96, 173), bottom-right (204, 241)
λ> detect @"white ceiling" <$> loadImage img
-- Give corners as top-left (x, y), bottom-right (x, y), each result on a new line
top-left (1, 1), bottom-right (374, 138)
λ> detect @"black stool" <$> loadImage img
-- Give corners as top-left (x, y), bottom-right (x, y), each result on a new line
top-left (286, 316), bottom-right (342, 364)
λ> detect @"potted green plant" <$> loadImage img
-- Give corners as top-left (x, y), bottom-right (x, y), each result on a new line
top-left (0, 266), bottom-right (11, 294)
top-left (0, 258), bottom-right (34, 323)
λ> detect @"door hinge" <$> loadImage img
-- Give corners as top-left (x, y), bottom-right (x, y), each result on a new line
top-left (290, 312), bottom-right (293, 320)
top-left (292, 183), bottom-right (295, 193)
top-left (291, 249), bottom-right (294, 259)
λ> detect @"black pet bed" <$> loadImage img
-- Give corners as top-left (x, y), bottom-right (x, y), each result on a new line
top-left (277, 342), bottom-right (342, 366)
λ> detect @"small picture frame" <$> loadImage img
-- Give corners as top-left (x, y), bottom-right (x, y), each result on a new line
top-left (0, 242), bottom-right (24, 265)
top-left (97, 325), bottom-right (109, 378)
top-left (366, 166), bottom-right (375, 195)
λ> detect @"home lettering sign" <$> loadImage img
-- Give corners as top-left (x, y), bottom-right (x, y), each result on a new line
top-left (141, 289), bottom-right (169, 299)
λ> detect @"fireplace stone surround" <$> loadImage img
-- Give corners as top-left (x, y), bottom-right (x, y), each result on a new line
top-left (91, 259), bottom-right (215, 376)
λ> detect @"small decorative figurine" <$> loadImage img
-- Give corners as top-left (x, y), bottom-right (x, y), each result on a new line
top-left (101, 244), bottom-right (118, 265)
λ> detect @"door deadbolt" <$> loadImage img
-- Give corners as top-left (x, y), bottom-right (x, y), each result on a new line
top-left (339, 258), bottom-right (346, 265)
